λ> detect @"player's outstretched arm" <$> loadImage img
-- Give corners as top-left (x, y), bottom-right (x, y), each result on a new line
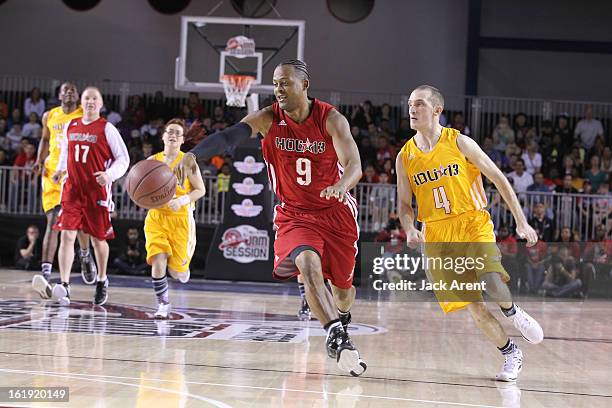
top-left (321, 110), bottom-right (362, 203)
top-left (396, 153), bottom-right (423, 246)
top-left (188, 107), bottom-right (274, 162)
top-left (176, 108), bottom-right (274, 184)
top-left (456, 134), bottom-right (538, 245)
top-left (32, 111), bottom-right (50, 175)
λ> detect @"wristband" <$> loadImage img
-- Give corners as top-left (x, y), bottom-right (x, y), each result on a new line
top-left (176, 195), bottom-right (191, 206)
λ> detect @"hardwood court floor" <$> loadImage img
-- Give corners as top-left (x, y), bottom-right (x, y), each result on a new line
top-left (0, 269), bottom-right (610, 407)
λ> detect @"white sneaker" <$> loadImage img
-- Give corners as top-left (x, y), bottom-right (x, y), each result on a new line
top-left (496, 347), bottom-right (523, 382)
top-left (168, 268), bottom-right (190, 283)
top-left (509, 305), bottom-right (544, 344)
top-left (52, 284), bottom-right (70, 306)
top-left (32, 275), bottom-right (53, 299)
top-left (154, 302), bottom-right (171, 319)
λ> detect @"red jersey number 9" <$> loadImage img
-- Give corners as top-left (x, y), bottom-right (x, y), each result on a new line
top-left (296, 158), bottom-right (311, 186)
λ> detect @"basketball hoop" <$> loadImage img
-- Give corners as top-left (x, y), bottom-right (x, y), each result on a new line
top-left (221, 74), bottom-right (255, 107)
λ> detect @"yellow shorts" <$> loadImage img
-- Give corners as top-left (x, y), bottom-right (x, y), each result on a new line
top-left (144, 210), bottom-right (197, 273)
top-left (422, 210), bottom-right (509, 314)
top-left (41, 169), bottom-right (62, 213)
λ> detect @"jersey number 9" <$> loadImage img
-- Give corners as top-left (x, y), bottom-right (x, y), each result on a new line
top-left (296, 158), bottom-right (311, 186)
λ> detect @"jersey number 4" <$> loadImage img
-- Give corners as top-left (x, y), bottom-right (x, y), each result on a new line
top-left (433, 186), bottom-right (451, 214)
top-left (74, 144), bottom-right (90, 163)
top-left (296, 158), bottom-right (311, 186)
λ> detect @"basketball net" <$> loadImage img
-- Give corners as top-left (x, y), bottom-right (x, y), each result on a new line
top-left (221, 36), bottom-right (257, 108)
top-left (221, 74), bottom-right (255, 108)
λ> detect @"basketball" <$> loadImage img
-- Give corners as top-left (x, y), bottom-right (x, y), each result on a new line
top-left (125, 160), bottom-right (177, 209)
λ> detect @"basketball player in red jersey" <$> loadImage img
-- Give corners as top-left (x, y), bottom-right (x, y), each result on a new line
top-left (51, 87), bottom-right (129, 306)
top-left (31, 83), bottom-right (98, 300)
top-left (180, 60), bottom-right (366, 376)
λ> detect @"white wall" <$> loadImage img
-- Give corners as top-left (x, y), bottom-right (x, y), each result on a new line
top-left (0, 0), bottom-right (469, 97)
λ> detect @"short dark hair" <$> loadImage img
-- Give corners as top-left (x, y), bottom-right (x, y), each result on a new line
top-left (164, 118), bottom-right (187, 135)
top-left (413, 85), bottom-right (444, 109)
top-left (277, 59), bottom-right (310, 80)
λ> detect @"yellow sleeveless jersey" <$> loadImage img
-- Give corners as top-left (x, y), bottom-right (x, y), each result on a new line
top-left (45, 106), bottom-right (83, 171)
top-left (400, 127), bottom-right (487, 224)
top-left (149, 151), bottom-right (194, 216)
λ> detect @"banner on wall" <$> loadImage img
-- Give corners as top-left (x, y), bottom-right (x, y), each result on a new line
top-left (204, 138), bottom-right (276, 282)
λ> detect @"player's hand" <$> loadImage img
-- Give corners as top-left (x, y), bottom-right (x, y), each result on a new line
top-left (94, 171), bottom-right (111, 186)
top-left (405, 227), bottom-right (425, 249)
top-left (516, 223), bottom-right (538, 247)
top-left (175, 153), bottom-right (197, 186)
top-left (167, 198), bottom-right (182, 212)
top-left (31, 161), bottom-right (43, 176)
top-left (320, 183), bottom-right (349, 203)
top-left (51, 171), bottom-right (62, 184)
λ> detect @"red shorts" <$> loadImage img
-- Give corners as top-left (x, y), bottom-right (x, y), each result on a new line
top-left (54, 180), bottom-right (115, 240)
top-left (272, 201), bottom-right (359, 289)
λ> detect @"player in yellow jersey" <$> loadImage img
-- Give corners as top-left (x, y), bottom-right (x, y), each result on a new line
top-left (31, 83), bottom-right (97, 298)
top-left (397, 85), bottom-right (543, 382)
top-left (144, 119), bottom-right (206, 319)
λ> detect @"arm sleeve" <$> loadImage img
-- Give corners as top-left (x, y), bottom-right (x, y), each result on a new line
top-left (104, 122), bottom-right (130, 182)
top-left (56, 122), bottom-right (70, 172)
top-left (189, 122), bottom-right (253, 161)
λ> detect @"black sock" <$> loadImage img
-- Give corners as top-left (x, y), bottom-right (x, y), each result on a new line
top-left (501, 303), bottom-right (516, 317)
top-left (152, 275), bottom-right (169, 304)
top-left (298, 281), bottom-right (306, 300)
top-left (498, 339), bottom-right (516, 355)
top-left (41, 262), bottom-right (52, 278)
top-left (323, 319), bottom-right (341, 333)
top-left (338, 308), bottom-right (350, 316)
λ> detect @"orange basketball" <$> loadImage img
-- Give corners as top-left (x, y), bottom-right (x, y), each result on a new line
top-left (125, 160), bottom-right (177, 209)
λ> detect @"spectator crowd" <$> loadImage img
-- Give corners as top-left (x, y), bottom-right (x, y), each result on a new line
top-left (1, 87), bottom-right (611, 297)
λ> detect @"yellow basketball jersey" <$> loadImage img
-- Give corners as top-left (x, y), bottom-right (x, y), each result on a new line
top-left (149, 151), bottom-right (194, 216)
top-left (45, 106), bottom-right (83, 171)
top-left (400, 127), bottom-right (487, 224)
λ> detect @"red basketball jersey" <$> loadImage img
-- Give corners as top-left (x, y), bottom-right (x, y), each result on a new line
top-left (262, 99), bottom-right (350, 212)
top-left (65, 117), bottom-right (114, 186)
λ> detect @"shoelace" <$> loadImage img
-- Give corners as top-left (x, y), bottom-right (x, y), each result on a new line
top-left (502, 352), bottom-right (522, 371)
top-left (514, 308), bottom-right (532, 331)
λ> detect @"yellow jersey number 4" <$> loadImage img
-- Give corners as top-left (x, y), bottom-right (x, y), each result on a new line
top-left (433, 186), bottom-right (451, 214)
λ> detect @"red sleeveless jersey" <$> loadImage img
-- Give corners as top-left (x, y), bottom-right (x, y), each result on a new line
top-left (65, 117), bottom-right (114, 186)
top-left (262, 99), bottom-right (346, 212)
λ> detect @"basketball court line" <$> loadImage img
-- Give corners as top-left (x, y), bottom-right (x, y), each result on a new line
top-left (0, 368), bottom-right (231, 408)
top-left (0, 368), bottom-right (504, 408)
top-left (3, 305), bottom-right (611, 344)
top-left (1, 350), bottom-right (610, 399)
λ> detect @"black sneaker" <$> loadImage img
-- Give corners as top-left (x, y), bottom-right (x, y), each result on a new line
top-left (94, 279), bottom-right (109, 305)
top-left (297, 299), bottom-right (311, 321)
top-left (81, 256), bottom-right (97, 285)
top-left (325, 325), bottom-right (367, 377)
top-left (339, 311), bottom-right (352, 332)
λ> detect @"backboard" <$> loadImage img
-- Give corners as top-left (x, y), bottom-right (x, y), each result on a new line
top-left (175, 16), bottom-right (305, 94)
